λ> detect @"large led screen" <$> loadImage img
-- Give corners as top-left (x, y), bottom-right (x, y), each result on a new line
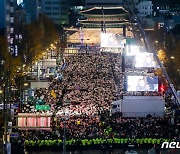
top-left (135, 53), bottom-right (156, 68)
top-left (127, 76), bottom-right (158, 91)
top-left (101, 33), bottom-right (124, 48)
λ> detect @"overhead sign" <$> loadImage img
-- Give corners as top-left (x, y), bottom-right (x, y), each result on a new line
top-left (36, 105), bottom-right (50, 110)
top-left (10, 133), bottom-right (19, 138)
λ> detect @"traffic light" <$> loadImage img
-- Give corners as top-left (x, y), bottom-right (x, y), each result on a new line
top-left (160, 85), bottom-right (164, 92)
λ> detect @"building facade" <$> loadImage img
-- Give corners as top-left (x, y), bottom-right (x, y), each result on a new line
top-left (41, 0), bottom-right (69, 25)
top-left (0, 0), bottom-right (17, 56)
top-left (138, 0), bottom-right (153, 17)
top-left (69, 0), bottom-right (85, 27)
top-left (23, 0), bottom-right (39, 22)
top-left (17, 0), bottom-right (23, 5)
top-left (79, 7), bottom-right (129, 28)
top-left (85, 0), bottom-right (124, 8)
top-left (85, 0), bottom-right (139, 13)
top-left (152, 0), bottom-right (170, 16)
top-left (67, 6), bottom-right (133, 46)
top-left (70, 0), bottom-right (85, 6)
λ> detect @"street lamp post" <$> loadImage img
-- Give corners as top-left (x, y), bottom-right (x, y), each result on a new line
top-left (42, 53), bottom-right (45, 78)
top-left (62, 112), bottom-right (69, 154)
top-left (63, 119), bottom-right (66, 154)
top-left (170, 56), bottom-right (176, 85)
top-left (0, 89), bottom-right (3, 114)
top-left (178, 70), bottom-right (180, 77)
top-left (3, 86), bottom-right (7, 154)
top-left (0, 59), bottom-right (9, 154)
top-left (3, 70), bottom-right (11, 154)
top-left (153, 40), bottom-right (158, 51)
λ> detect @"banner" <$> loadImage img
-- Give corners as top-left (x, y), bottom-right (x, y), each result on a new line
top-left (18, 113), bottom-right (52, 130)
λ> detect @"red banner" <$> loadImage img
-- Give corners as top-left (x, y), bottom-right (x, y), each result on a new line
top-left (18, 113), bottom-right (51, 130)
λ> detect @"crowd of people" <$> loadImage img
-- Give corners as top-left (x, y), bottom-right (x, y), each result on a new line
top-left (51, 115), bottom-right (179, 140)
top-left (14, 115), bottom-right (179, 153)
top-left (13, 50), bottom-right (179, 153)
top-left (20, 52), bottom-right (122, 116)
top-left (19, 50), bottom-right (167, 115)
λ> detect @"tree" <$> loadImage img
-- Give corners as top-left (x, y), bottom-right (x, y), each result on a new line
top-left (1, 15), bottom-right (59, 85)
top-left (20, 15), bottom-right (59, 66)
top-left (158, 50), bottom-right (168, 62)
top-left (0, 36), bottom-right (21, 82)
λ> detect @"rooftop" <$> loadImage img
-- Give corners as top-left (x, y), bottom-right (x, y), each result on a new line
top-left (80, 7), bottom-right (128, 16)
top-left (79, 20), bottom-right (129, 24)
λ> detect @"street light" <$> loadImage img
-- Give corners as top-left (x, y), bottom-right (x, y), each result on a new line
top-left (177, 69), bottom-right (180, 77)
top-left (0, 89), bottom-right (3, 105)
top-left (24, 83), bottom-right (28, 87)
top-left (170, 56), bottom-right (175, 81)
top-left (153, 40), bottom-right (158, 51)
top-left (51, 44), bottom-right (54, 48)
top-left (1, 60), bottom-right (5, 65)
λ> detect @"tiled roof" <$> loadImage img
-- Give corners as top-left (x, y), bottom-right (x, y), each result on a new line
top-left (80, 7), bottom-right (128, 15)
